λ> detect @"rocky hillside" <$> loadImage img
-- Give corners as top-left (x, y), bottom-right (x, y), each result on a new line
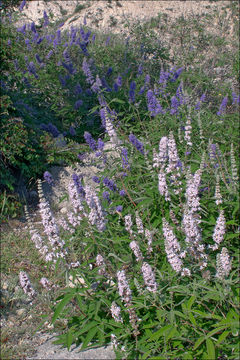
top-left (16, 0), bottom-right (235, 37)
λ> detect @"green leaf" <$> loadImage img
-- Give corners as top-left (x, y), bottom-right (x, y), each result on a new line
top-left (110, 98), bottom-right (125, 104)
top-left (66, 331), bottom-right (73, 351)
top-left (143, 322), bottom-right (159, 329)
top-left (206, 338), bottom-right (215, 359)
top-left (148, 325), bottom-right (172, 341)
top-left (75, 320), bottom-right (98, 337)
top-left (189, 312), bottom-right (197, 327)
top-left (187, 296), bottom-right (196, 310)
top-left (183, 352), bottom-right (193, 360)
top-left (193, 336), bottom-right (205, 350)
top-left (51, 293), bottom-right (75, 323)
top-left (81, 326), bottom-right (98, 350)
top-left (166, 326), bottom-right (178, 341)
top-left (216, 330), bottom-right (230, 345)
top-left (141, 350), bottom-right (152, 359)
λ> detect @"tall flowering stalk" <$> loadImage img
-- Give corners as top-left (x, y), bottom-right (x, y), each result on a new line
top-left (85, 185), bottom-right (107, 232)
top-left (166, 132), bottom-right (182, 194)
top-left (215, 175), bottom-right (222, 205)
top-left (230, 143), bottom-right (239, 186)
top-left (141, 262), bottom-right (158, 293)
top-left (158, 167), bottom-right (170, 201)
top-left (145, 229), bottom-right (153, 254)
top-left (110, 302), bottom-right (123, 323)
top-left (100, 107), bottom-right (119, 144)
top-left (216, 247), bottom-right (231, 279)
top-left (162, 218), bottom-right (184, 274)
top-left (19, 271), bottom-right (36, 298)
top-left (217, 96), bottom-right (228, 116)
top-left (184, 115), bottom-right (192, 147)
top-left (158, 136), bottom-right (168, 165)
top-left (166, 132), bottom-right (179, 174)
top-left (82, 57), bottom-right (94, 84)
top-left (25, 206), bottom-right (56, 262)
top-left (129, 134), bottom-right (144, 155)
top-left (37, 180), bottom-right (67, 259)
top-left (96, 254), bottom-right (108, 277)
top-left (129, 241), bottom-right (143, 262)
top-left (185, 169), bottom-right (201, 212)
top-left (135, 212), bottom-right (144, 234)
top-left (210, 210), bottom-right (226, 251)
top-left (124, 214), bottom-right (133, 235)
top-left (117, 270), bottom-right (139, 336)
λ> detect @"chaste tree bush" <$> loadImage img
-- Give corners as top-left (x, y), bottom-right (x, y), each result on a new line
top-left (3, 2), bottom-right (240, 358)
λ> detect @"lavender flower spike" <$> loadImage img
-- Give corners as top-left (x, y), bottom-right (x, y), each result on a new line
top-left (162, 218), bottom-right (183, 273)
top-left (217, 96), bottom-right (228, 116)
top-left (130, 241), bottom-right (143, 262)
top-left (216, 247), bottom-right (231, 279)
top-left (19, 0), bottom-right (26, 11)
top-left (19, 271), bottom-right (36, 298)
top-left (141, 262), bottom-right (158, 293)
top-left (84, 131), bottom-right (97, 151)
top-left (117, 270), bottom-right (132, 305)
top-left (210, 210), bottom-right (226, 251)
top-left (110, 302), bottom-right (123, 323)
top-left (129, 134), bottom-right (144, 155)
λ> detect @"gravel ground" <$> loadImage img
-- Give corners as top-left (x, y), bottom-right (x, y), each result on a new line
top-left (27, 333), bottom-right (115, 360)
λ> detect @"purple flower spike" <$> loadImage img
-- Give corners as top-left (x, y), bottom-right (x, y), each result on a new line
top-left (105, 36), bottom-right (111, 46)
top-left (129, 81), bottom-right (136, 103)
top-left (170, 96), bottom-right (179, 115)
top-left (107, 67), bottom-right (113, 76)
top-left (44, 171), bottom-right (53, 184)
top-left (102, 191), bottom-right (111, 203)
top-left (97, 138), bottom-right (105, 151)
top-left (116, 205), bottom-right (123, 212)
top-left (92, 176), bottom-right (100, 183)
top-left (69, 126), bottom-right (76, 136)
top-left (30, 22), bottom-right (37, 33)
top-left (74, 99), bottom-right (83, 110)
top-left (35, 54), bottom-right (42, 64)
top-left (19, 0), bottom-right (26, 11)
top-left (119, 190), bottom-right (126, 196)
top-left (217, 96), bottom-right (228, 116)
top-left (129, 134), bottom-right (144, 155)
top-left (84, 131), bottom-right (97, 151)
top-left (75, 83), bottom-right (82, 95)
top-left (43, 10), bottom-right (49, 26)
top-left (103, 177), bottom-right (117, 191)
top-left (115, 76), bottom-right (122, 87)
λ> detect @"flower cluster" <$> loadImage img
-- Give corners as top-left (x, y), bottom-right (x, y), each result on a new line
top-left (216, 247), bottom-right (231, 279)
top-left (129, 134), bottom-right (144, 155)
top-left (162, 218), bottom-right (184, 274)
top-left (19, 271), bottom-right (36, 298)
top-left (210, 210), bottom-right (226, 251)
top-left (141, 262), bottom-right (157, 293)
top-left (130, 241), bottom-right (143, 262)
top-left (110, 302), bottom-right (123, 323)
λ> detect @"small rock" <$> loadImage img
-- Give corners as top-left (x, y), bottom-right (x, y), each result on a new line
top-left (16, 308), bottom-right (26, 316)
top-left (2, 282), bottom-right (8, 290)
top-left (60, 207), bottom-right (67, 214)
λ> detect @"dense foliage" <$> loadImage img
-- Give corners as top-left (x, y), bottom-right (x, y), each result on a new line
top-left (1, 1), bottom-right (240, 358)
